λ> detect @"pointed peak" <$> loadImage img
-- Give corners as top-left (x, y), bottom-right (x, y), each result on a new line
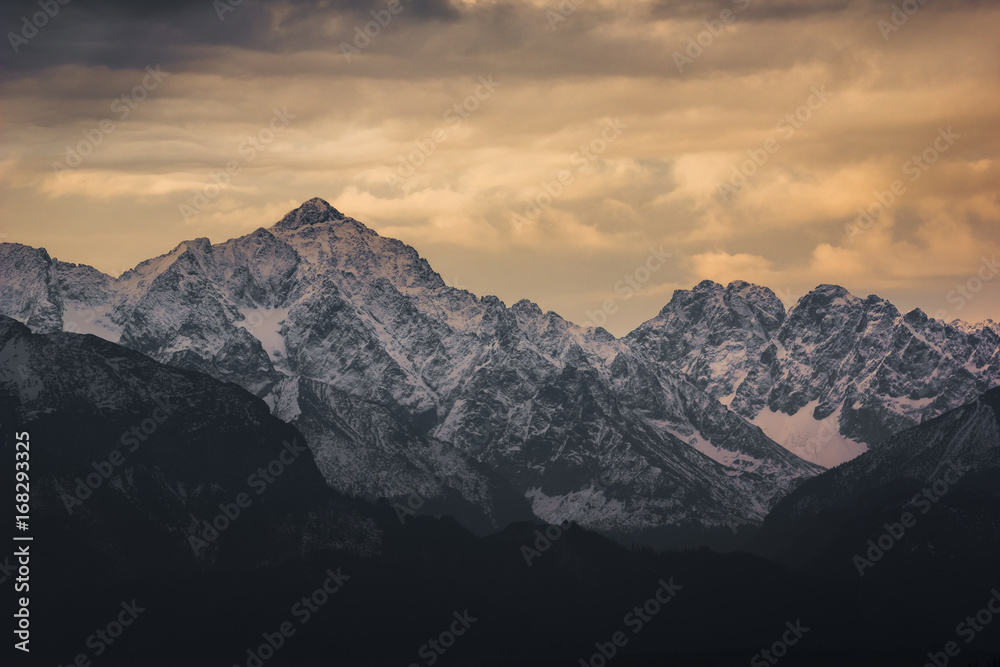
top-left (658, 280), bottom-right (723, 312)
top-left (725, 280), bottom-right (781, 303)
top-left (693, 279), bottom-right (725, 293)
top-left (274, 198), bottom-right (345, 231)
top-left (512, 298), bottom-right (543, 317)
top-left (809, 284), bottom-right (852, 296)
top-left (725, 281), bottom-right (786, 324)
top-left (726, 279), bottom-right (770, 294)
top-left (171, 237), bottom-right (212, 255)
top-left (904, 307), bottom-right (929, 326)
top-left (800, 284), bottom-right (857, 303)
top-left (0, 242), bottom-right (52, 263)
top-left (480, 295), bottom-right (507, 309)
top-left (789, 285), bottom-right (862, 320)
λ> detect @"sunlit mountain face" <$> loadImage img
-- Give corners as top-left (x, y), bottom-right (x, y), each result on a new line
top-left (2, 1), bottom-right (999, 665)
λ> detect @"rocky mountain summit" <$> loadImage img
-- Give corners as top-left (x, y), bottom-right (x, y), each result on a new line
top-left (0, 199), bottom-right (825, 539)
top-left (10, 198), bottom-right (998, 534)
top-left (627, 280), bottom-right (1000, 466)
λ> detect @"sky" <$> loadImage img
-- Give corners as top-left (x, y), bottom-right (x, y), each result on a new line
top-left (1, 0), bottom-right (998, 335)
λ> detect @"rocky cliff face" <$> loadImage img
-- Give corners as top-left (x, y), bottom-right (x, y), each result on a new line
top-left (627, 281), bottom-right (1000, 467)
top-left (0, 199), bottom-right (822, 537)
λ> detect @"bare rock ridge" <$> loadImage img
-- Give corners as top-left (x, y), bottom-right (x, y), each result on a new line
top-left (275, 197), bottom-right (346, 230)
top-left (628, 278), bottom-right (1000, 467)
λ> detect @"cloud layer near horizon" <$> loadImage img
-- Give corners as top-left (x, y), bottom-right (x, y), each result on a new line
top-left (1, 0), bottom-right (998, 334)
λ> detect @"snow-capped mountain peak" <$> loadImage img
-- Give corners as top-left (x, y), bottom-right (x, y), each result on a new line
top-left (0, 199), bottom-right (829, 539)
top-left (628, 280), bottom-right (1000, 468)
top-left (274, 196), bottom-right (346, 230)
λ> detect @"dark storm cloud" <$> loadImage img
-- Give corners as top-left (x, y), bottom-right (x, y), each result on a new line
top-left (647, 0), bottom-right (990, 22)
top-left (648, 0), bottom-right (857, 22)
top-left (0, 0), bottom-right (877, 85)
top-left (0, 0), bottom-right (460, 74)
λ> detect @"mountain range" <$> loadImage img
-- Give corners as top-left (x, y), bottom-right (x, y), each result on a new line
top-left (3, 197), bottom-right (1000, 665)
top-left (628, 279), bottom-right (1000, 467)
top-left (2, 197), bottom-right (998, 542)
top-left (2, 312), bottom-right (999, 666)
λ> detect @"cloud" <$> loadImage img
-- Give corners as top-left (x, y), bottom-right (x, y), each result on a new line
top-left (1, 0), bottom-right (998, 335)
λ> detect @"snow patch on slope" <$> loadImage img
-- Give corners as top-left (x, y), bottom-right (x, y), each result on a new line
top-left (525, 485), bottom-right (626, 528)
top-left (751, 400), bottom-right (867, 468)
top-left (652, 420), bottom-right (763, 472)
top-left (235, 307), bottom-right (289, 365)
top-left (61, 302), bottom-right (121, 342)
